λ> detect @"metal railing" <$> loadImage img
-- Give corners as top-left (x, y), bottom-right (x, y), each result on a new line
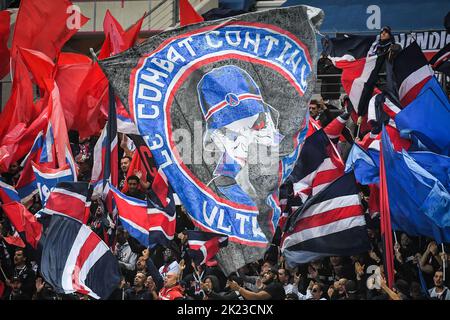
top-left (73, 0), bottom-right (179, 32)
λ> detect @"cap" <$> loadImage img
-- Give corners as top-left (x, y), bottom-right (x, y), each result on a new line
top-left (380, 26), bottom-right (392, 35)
top-left (197, 66), bottom-right (265, 130)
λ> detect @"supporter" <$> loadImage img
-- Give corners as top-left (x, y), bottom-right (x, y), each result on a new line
top-left (409, 281), bottom-right (427, 300)
top-left (114, 226), bottom-right (138, 284)
top-left (228, 265), bottom-right (286, 300)
top-left (307, 281), bottom-right (326, 300)
top-left (1, 162), bottom-right (20, 185)
top-left (428, 270), bottom-right (450, 300)
top-left (200, 275), bottom-right (221, 300)
top-left (4, 277), bottom-right (27, 300)
top-left (119, 156), bottom-right (132, 190)
top-left (8, 248), bottom-right (36, 299)
top-left (76, 154), bottom-right (92, 182)
top-left (124, 272), bottom-right (152, 300)
top-left (159, 246), bottom-right (180, 279)
top-left (108, 276), bottom-right (129, 300)
top-left (419, 241), bottom-right (445, 287)
top-left (32, 277), bottom-right (58, 300)
top-left (141, 249), bottom-right (184, 300)
top-left (125, 175), bottom-right (146, 200)
top-left (278, 267), bottom-right (294, 295)
top-left (145, 275), bottom-right (159, 300)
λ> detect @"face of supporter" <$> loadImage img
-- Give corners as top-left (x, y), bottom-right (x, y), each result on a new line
top-left (11, 280), bottom-right (22, 293)
top-left (262, 270), bottom-right (276, 285)
top-left (164, 273), bottom-right (178, 288)
top-left (9, 162), bottom-right (19, 175)
top-left (260, 262), bottom-right (272, 276)
top-left (145, 276), bottom-right (155, 289)
top-left (400, 233), bottom-right (410, 248)
top-left (136, 257), bottom-right (147, 271)
top-left (121, 158), bottom-right (131, 174)
top-left (134, 272), bottom-right (146, 287)
top-left (204, 278), bottom-right (213, 291)
top-left (337, 279), bottom-right (347, 294)
top-left (128, 179), bottom-right (139, 193)
top-left (309, 103), bottom-right (319, 118)
top-left (163, 248), bottom-right (174, 263)
top-left (14, 250), bottom-right (26, 266)
top-left (278, 269), bottom-right (288, 284)
top-left (434, 271), bottom-right (444, 288)
top-left (311, 284), bottom-right (323, 300)
top-left (330, 256), bottom-right (342, 266)
top-left (380, 29), bottom-right (391, 41)
top-left (116, 230), bottom-right (127, 245)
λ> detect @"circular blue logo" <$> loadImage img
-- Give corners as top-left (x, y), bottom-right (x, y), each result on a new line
top-left (225, 93), bottom-right (240, 107)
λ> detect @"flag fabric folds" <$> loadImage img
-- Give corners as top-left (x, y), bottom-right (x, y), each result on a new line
top-left (323, 34), bottom-right (381, 118)
top-left (0, 10), bottom-right (10, 79)
top-left (2, 201), bottom-right (43, 249)
top-left (281, 171), bottom-right (370, 266)
top-left (0, 178), bottom-right (20, 204)
top-left (41, 182), bottom-right (91, 224)
top-left (288, 129), bottom-right (344, 202)
top-left (345, 143), bottom-right (379, 185)
top-left (379, 131), bottom-right (395, 289)
top-left (31, 162), bottom-right (76, 206)
top-left (110, 185), bottom-right (176, 248)
top-left (394, 76), bottom-right (450, 156)
top-left (179, 0), bottom-right (204, 27)
top-left (381, 128), bottom-right (450, 244)
top-left (393, 41), bottom-right (435, 107)
top-left (11, 0), bottom-right (89, 62)
top-left (40, 213), bottom-right (120, 300)
top-left (98, 5), bottom-right (324, 274)
top-left (430, 42), bottom-right (450, 77)
top-left (186, 230), bottom-right (228, 266)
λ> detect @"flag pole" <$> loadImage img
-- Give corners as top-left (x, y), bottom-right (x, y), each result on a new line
top-left (379, 128), bottom-right (395, 289)
top-left (356, 116), bottom-right (362, 139)
top-left (0, 263), bottom-right (8, 280)
top-left (442, 243), bottom-right (446, 281)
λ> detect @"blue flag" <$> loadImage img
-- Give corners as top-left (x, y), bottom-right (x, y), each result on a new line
top-left (382, 128), bottom-right (450, 243)
top-left (395, 77), bottom-right (450, 156)
top-left (345, 143), bottom-right (379, 185)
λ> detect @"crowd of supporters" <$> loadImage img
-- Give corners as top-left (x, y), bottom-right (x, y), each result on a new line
top-left (1, 89), bottom-right (449, 301)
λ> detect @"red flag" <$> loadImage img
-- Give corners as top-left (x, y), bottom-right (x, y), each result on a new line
top-left (44, 79), bottom-right (76, 171)
top-left (0, 108), bottom-right (49, 172)
top-left (179, 0), bottom-right (204, 27)
top-left (2, 202), bottom-right (43, 249)
top-left (55, 53), bottom-right (93, 129)
top-left (0, 10), bottom-right (10, 79)
top-left (379, 138), bottom-right (395, 289)
top-left (152, 169), bottom-right (170, 207)
top-left (11, 0), bottom-right (89, 62)
top-left (0, 54), bottom-right (36, 142)
top-left (121, 150), bottom-right (148, 193)
top-left (3, 234), bottom-right (26, 248)
top-left (75, 63), bottom-right (108, 138)
top-left (122, 14), bottom-right (145, 49)
top-left (18, 47), bottom-right (55, 95)
top-left (99, 10), bottom-right (145, 59)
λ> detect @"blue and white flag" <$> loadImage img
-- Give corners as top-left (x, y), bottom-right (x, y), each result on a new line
top-left (32, 162), bottom-right (76, 206)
